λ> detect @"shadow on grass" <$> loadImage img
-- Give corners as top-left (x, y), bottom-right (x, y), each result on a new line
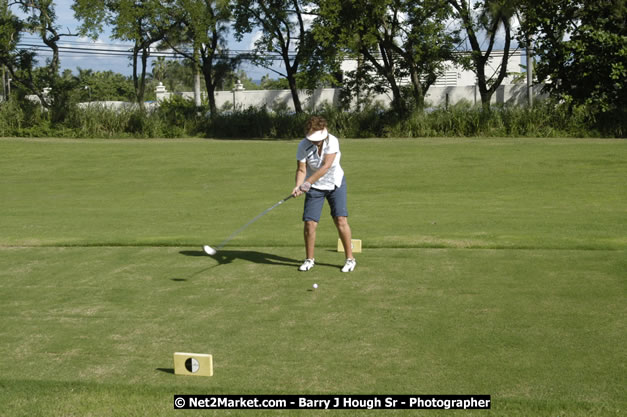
top-left (156, 368), bottom-right (174, 374)
top-left (179, 249), bottom-right (338, 269)
top-left (180, 249), bottom-right (300, 267)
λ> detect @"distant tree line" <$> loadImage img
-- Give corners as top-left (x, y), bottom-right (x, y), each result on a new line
top-left (0, 0), bottom-right (625, 134)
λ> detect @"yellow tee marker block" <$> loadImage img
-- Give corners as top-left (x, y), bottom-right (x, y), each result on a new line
top-left (337, 239), bottom-right (362, 253)
top-left (173, 352), bottom-right (213, 377)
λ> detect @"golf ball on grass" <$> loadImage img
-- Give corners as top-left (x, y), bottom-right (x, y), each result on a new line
top-left (313, 283), bottom-right (318, 289)
top-left (203, 245), bottom-right (217, 256)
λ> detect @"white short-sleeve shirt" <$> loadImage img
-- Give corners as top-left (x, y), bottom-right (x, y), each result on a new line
top-left (296, 133), bottom-right (344, 190)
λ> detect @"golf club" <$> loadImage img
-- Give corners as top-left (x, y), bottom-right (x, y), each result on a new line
top-left (203, 194), bottom-right (295, 256)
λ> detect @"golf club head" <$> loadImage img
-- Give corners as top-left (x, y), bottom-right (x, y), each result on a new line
top-left (203, 245), bottom-right (217, 256)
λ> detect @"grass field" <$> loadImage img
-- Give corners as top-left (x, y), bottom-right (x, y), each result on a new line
top-left (0, 137), bottom-right (625, 417)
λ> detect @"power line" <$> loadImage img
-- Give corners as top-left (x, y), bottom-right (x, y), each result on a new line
top-left (16, 38), bottom-right (516, 67)
top-left (16, 42), bottom-right (297, 61)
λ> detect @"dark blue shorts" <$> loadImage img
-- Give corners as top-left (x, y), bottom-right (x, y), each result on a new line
top-left (303, 177), bottom-right (349, 222)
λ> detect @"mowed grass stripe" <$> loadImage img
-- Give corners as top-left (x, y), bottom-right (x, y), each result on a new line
top-left (0, 246), bottom-right (624, 416)
top-left (1, 138), bottom-right (626, 250)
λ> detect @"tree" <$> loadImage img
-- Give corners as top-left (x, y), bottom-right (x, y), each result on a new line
top-left (519, 0), bottom-right (626, 134)
top-left (0, 0), bottom-right (78, 112)
top-left (448, 0), bottom-right (517, 111)
top-left (160, 59), bottom-right (197, 92)
top-left (316, 0), bottom-right (404, 113)
top-left (394, 1), bottom-right (462, 110)
top-left (151, 56), bottom-right (167, 82)
top-left (76, 68), bottom-right (135, 101)
top-left (150, 58), bottom-right (196, 92)
top-left (73, 0), bottom-right (177, 108)
top-left (315, 0), bottom-right (460, 114)
top-left (160, 0), bottom-right (237, 114)
top-left (260, 74), bottom-right (290, 90)
top-left (233, 0), bottom-right (316, 113)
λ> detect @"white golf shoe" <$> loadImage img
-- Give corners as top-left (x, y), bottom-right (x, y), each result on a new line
top-left (341, 258), bottom-right (356, 272)
top-left (299, 258), bottom-right (315, 271)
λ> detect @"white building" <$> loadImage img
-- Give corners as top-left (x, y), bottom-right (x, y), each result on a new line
top-left (339, 50), bottom-right (524, 87)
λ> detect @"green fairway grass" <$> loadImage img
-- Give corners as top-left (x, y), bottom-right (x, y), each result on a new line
top-left (0, 137), bottom-right (625, 416)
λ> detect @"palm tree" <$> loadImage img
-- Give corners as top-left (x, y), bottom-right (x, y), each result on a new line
top-left (151, 56), bottom-right (167, 82)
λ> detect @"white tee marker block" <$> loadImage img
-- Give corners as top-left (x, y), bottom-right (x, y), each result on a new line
top-left (173, 352), bottom-right (213, 376)
top-left (337, 239), bottom-right (362, 253)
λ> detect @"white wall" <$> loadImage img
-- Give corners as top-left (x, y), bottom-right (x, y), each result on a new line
top-left (157, 88), bottom-right (343, 111)
top-left (157, 83), bottom-right (540, 111)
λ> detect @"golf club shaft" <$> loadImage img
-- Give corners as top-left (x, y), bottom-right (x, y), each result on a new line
top-left (214, 194), bottom-right (294, 250)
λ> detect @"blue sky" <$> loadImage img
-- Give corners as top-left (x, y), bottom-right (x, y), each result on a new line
top-left (20, 0), bottom-right (264, 79)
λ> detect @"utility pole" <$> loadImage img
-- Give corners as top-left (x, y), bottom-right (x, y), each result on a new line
top-left (1, 66), bottom-right (6, 101)
top-left (193, 46), bottom-right (202, 108)
top-left (194, 70), bottom-right (202, 107)
top-left (527, 41), bottom-right (534, 107)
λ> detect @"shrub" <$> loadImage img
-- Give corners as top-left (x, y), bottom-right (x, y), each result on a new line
top-left (156, 95), bottom-right (205, 138)
top-left (0, 97), bottom-right (49, 137)
top-left (206, 107), bottom-right (309, 139)
top-left (1, 96), bottom-right (623, 138)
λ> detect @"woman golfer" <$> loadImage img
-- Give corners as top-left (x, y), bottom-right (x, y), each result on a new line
top-left (291, 116), bottom-right (356, 272)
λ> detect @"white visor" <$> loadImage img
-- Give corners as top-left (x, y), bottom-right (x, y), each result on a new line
top-left (306, 128), bottom-right (328, 142)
